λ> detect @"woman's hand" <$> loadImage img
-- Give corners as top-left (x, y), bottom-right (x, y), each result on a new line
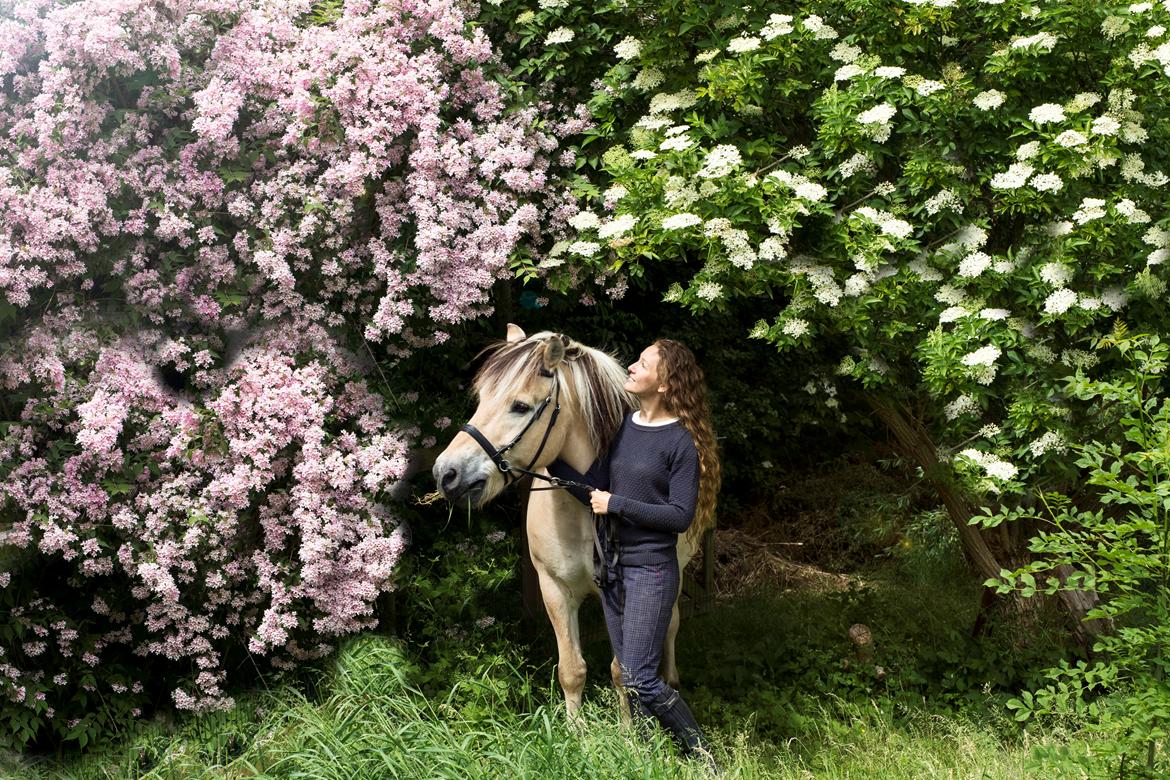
top-left (589, 490), bottom-right (612, 515)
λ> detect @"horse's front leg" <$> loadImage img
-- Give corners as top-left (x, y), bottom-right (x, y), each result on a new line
top-left (535, 569), bottom-right (587, 716)
top-left (660, 597), bottom-right (682, 690)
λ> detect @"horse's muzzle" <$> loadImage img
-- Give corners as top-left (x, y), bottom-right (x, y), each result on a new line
top-left (432, 458), bottom-right (488, 505)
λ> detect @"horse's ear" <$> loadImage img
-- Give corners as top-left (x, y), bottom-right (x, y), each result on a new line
top-left (541, 335), bottom-right (566, 373)
top-left (506, 323), bottom-right (526, 343)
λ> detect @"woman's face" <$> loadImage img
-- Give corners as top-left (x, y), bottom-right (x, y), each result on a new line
top-left (625, 345), bottom-right (665, 397)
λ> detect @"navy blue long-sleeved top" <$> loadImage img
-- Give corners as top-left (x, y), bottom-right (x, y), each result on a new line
top-left (548, 412), bottom-right (699, 565)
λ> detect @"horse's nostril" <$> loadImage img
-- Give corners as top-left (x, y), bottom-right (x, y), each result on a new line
top-left (441, 468), bottom-right (459, 491)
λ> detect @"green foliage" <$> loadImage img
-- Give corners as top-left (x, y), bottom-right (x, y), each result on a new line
top-left (395, 499), bottom-right (530, 695)
top-left (980, 333), bottom-right (1170, 777)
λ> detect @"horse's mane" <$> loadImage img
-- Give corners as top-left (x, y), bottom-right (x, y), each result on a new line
top-left (474, 332), bottom-right (636, 456)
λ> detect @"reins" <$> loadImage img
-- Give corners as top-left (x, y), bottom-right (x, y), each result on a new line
top-left (458, 356), bottom-right (619, 589)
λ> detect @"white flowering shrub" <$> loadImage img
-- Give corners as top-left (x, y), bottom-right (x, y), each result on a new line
top-left (503, 0), bottom-right (1170, 573)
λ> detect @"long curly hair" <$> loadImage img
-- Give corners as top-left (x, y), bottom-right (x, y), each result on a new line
top-left (653, 339), bottom-right (720, 541)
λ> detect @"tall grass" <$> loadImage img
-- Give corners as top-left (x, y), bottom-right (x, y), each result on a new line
top-left (8, 629), bottom-right (1087, 780)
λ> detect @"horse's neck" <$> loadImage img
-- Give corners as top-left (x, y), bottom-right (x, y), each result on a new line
top-left (556, 424), bottom-right (599, 475)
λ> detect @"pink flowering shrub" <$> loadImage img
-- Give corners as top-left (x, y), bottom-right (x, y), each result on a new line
top-left (0, 0), bottom-right (583, 748)
top-left (0, 309), bottom-right (410, 745)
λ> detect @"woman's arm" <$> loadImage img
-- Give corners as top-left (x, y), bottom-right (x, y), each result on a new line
top-left (547, 455), bottom-right (609, 505)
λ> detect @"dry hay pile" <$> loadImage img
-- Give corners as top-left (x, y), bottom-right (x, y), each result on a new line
top-left (697, 525), bottom-right (856, 601)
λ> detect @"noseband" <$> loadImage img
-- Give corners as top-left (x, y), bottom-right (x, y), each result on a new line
top-left (460, 367), bottom-right (563, 486)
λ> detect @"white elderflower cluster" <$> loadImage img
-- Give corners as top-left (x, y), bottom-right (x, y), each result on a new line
top-left (962, 345), bottom-right (1002, 367)
top-left (1011, 32), bottom-right (1058, 51)
top-left (854, 207), bottom-right (913, 239)
top-left (633, 68), bottom-right (665, 91)
top-left (1044, 288), bottom-right (1078, 314)
top-left (759, 236), bottom-right (788, 262)
top-left (659, 133), bottom-right (694, 152)
top-left (705, 219), bottom-right (756, 269)
top-left (1102, 286), bottom-right (1130, 310)
top-left (1029, 431), bottom-right (1067, 457)
top-left (613, 36), bottom-right (642, 60)
top-left (1072, 197), bottom-right (1108, 224)
top-left (1066, 92), bottom-right (1102, 112)
top-left (857, 102), bottom-right (897, 124)
top-left (839, 153), bottom-right (876, 178)
top-left (979, 308), bottom-right (1011, 321)
top-left (830, 42), bottom-right (863, 62)
top-left (568, 240), bottom-right (600, 257)
top-left (1031, 173), bottom-right (1063, 192)
top-left (598, 214), bottom-right (637, 239)
top-left (935, 284), bottom-right (968, 305)
top-left (727, 36), bottom-right (761, 53)
top-left (769, 169), bottom-right (828, 202)
top-left (924, 189), bottom-right (963, 215)
top-left (908, 257), bottom-right (944, 282)
top-left (648, 90), bottom-right (698, 114)
top-left (939, 305), bottom-right (968, 323)
top-left (697, 144), bottom-right (743, 178)
top-left (1016, 141), bottom-right (1041, 160)
top-left (835, 64), bottom-right (865, 81)
top-left (914, 79), bottom-right (946, 96)
top-left (761, 13), bottom-right (794, 39)
top-left (979, 423), bottom-right (1002, 438)
top-left (802, 14), bottom-right (839, 39)
top-left (874, 65), bottom-right (906, 78)
top-left (958, 252), bottom-right (992, 278)
top-left (694, 49), bottom-right (720, 64)
top-left (695, 281), bottom-right (723, 301)
top-left (990, 163), bottom-right (1034, 190)
top-left (661, 213), bottom-right (702, 230)
top-left (630, 149), bottom-right (657, 160)
top-left (782, 318), bottom-right (810, 338)
top-left (1055, 130), bottom-right (1087, 147)
top-left (1115, 199), bottom-right (1151, 224)
top-left (945, 394), bottom-right (980, 420)
top-left (959, 449), bottom-right (1019, 481)
top-left (568, 211), bottom-right (601, 231)
top-left (664, 175), bottom-right (699, 208)
top-left (973, 89), bottom-right (1006, 110)
top-left (1045, 220), bottom-right (1073, 236)
top-left (544, 27), bottom-right (575, 45)
top-left (1091, 115), bottom-right (1122, 135)
top-left (603, 185), bottom-right (628, 209)
top-left (1028, 103), bottom-right (1066, 124)
top-left (844, 272), bottom-right (872, 297)
top-left (1039, 262), bottom-right (1074, 286)
top-left (789, 259), bottom-right (844, 306)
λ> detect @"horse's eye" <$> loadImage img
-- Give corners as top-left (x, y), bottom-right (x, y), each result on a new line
top-left (510, 401), bottom-right (532, 414)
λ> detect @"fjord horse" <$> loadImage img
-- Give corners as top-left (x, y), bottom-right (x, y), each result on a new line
top-left (432, 325), bottom-right (711, 716)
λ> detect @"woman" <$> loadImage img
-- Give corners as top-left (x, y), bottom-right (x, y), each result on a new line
top-left (550, 338), bottom-right (720, 762)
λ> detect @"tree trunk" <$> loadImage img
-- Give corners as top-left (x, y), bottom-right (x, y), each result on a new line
top-left (865, 395), bottom-right (1105, 642)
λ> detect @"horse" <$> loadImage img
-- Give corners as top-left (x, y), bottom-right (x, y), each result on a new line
top-left (432, 324), bottom-right (712, 716)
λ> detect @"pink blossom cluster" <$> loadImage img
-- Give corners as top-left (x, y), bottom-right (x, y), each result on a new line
top-left (0, 310), bottom-right (410, 720)
top-left (0, 0), bottom-right (579, 344)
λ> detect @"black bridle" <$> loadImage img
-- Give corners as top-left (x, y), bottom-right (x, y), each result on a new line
top-left (460, 367), bottom-right (567, 487)
top-left (458, 363), bottom-right (619, 589)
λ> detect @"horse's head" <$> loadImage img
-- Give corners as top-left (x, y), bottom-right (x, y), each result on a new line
top-left (433, 325), bottom-right (633, 507)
